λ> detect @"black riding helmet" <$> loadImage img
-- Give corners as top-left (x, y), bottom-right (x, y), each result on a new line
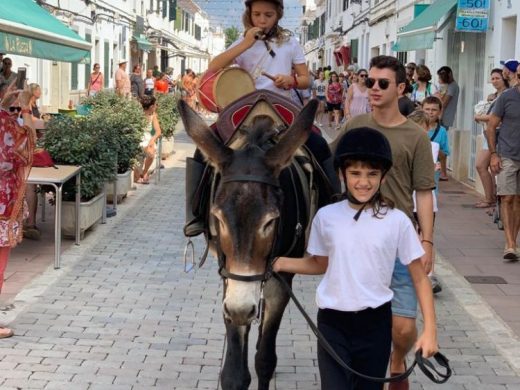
top-left (245, 0), bottom-right (284, 8)
top-left (334, 127), bottom-right (393, 221)
top-left (334, 127), bottom-right (392, 172)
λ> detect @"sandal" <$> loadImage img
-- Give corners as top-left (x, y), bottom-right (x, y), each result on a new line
top-left (136, 178), bottom-right (150, 185)
top-left (23, 225), bottom-right (41, 240)
top-left (0, 327), bottom-right (14, 339)
top-left (474, 200), bottom-right (495, 208)
top-left (389, 354), bottom-right (409, 390)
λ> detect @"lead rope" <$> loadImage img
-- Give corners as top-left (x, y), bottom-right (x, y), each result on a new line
top-left (272, 272), bottom-right (452, 384)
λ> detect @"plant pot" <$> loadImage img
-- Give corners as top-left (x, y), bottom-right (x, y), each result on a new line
top-left (161, 136), bottom-right (175, 159)
top-left (62, 191), bottom-right (105, 238)
top-left (106, 169), bottom-right (132, 203)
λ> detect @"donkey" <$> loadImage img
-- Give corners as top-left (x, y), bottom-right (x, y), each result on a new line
top-left (179, 99), bottom-right (321, 390)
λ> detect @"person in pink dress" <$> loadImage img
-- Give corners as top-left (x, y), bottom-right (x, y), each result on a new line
top-left (344, 68), bottom-right (371, 120)
top-left (0, 87), bottom-right (35, 338)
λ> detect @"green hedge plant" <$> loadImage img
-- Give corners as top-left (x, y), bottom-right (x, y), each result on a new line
top-left (155, 93), bottom-right (180, 139)
top-left (44, 115), bottom-right (117, 201)
top-left (81, 91), bottom-right (145, 173)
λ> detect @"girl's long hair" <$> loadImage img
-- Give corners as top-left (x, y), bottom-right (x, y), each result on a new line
top-left (242, 3), bottom-right (291, 44)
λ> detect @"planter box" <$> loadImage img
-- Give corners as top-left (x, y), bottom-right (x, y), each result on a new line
top-left (106, 169), bottom-right (132, 203)
top-left (62, 191), bottom-right (105, 238)
top-left (161, 136), bottom-right (175, 159)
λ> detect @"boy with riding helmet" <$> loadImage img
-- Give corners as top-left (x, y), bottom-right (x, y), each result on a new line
top-left (274, 128), bottom-right (437, 390)
top-left (208, 0), bottom-right (310, 99)
top-left (333, 55), bottom-right (436, 390)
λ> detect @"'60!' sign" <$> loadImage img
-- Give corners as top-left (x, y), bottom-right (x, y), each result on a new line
top-left (456, 0), bottom-right (490, 33)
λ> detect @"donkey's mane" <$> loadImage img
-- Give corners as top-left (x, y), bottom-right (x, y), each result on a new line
top-left (243, 115), bottom-right (278, 150)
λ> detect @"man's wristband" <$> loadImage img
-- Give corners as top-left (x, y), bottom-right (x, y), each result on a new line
top-left (421, 239), bottom-right (434, 246)
top-left (490, 151), bottom-right (497, 155)
top-left (20, 109), bottom-right (31, 115)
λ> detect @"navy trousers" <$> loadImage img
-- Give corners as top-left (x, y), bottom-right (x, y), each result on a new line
top-left (317, 302), bottom-right (392, 390)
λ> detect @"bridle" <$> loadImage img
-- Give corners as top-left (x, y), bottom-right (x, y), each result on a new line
top-left (216, 173), bottom-right (281, 284)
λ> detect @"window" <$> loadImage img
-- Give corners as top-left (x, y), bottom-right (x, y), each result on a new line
top-left (174, 8), bottom-right (182, 30)
top-left (162, 0), bottom-right (167, 18)
top-left (396, 51), bottom-right (407, 65)
top-left (320, 14), bottom-right (326, 36)
top-left (195, 24), bottom-right (201, 40)
top-left (84, 33), bottom-right (92, 88)
top-left (169, 0), bottom-right (176, 21)
top-left (104, 41), bottom-right (110, 88)
top-left (343, 0), bottom-right (349, 11)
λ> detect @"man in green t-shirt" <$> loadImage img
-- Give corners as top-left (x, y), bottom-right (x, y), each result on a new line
top-left (333, 56), bottom-right (436, 390)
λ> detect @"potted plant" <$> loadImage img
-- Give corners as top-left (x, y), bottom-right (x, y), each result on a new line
top-left (81, 91), bottom-right (145, 202)
top-left (44, 115), bottom-right (117, 237)
top-left (155, 93), bottom-right (180, 158)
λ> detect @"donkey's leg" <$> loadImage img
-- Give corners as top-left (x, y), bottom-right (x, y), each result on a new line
top-left (254, 275), bottom-right (292, 390)
top-left (221, 321), bottom-right (252, 390)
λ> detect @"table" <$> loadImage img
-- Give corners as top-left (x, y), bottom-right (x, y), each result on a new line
top-left (27, 165), bottom-right (81, 269)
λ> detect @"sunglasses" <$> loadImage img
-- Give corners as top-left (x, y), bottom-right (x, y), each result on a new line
top-left (359, 74), bottom-right (368, 78)
top-left (365, 77), bottom-right (392, 90)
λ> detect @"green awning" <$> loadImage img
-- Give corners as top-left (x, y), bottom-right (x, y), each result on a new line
top-left (393, 0), bottom-right (457, 52)
top-left (132, 35), bottom-right (153, 51)
top-left (0, 0), bottom-right (91, 63)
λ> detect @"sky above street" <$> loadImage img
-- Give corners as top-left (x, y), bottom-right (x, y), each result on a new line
top-left (198, 0), bottom-right (303, 33)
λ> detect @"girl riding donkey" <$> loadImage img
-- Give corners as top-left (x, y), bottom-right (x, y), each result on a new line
top-left (185, 0), bottom-right (340, 236)
top-left (274, 128), bottom-right (438, 390)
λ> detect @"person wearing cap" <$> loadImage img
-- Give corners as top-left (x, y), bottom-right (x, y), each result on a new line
top-left (207, 0), bottom-right (310, 99)
top-left (486, 62), bottom-right (520, 261)
top-left (274, 127), bottom-right (437, 390)
top-left (114, 60), bottom-right (130, 98)
top-left (334, 55), bottom-right (436, 390)
top-left (501, 59), bottom-right (519, 87)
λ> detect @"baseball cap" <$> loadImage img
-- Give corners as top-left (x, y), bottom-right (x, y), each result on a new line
top-left (118, 59), bottom-right (128, 65)
top-left (500, 59), bottom-right (519, 72)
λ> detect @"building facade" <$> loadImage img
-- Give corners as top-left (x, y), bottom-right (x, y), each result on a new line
top-left (4, 0), bottom-right (223, 111)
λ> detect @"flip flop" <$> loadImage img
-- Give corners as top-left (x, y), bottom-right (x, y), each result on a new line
top-left (474, 200), bottom-right (494, 208)
top-left (137, 178), bottom-right (150, 185)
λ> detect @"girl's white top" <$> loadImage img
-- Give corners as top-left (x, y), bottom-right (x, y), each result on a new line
top-left (307, 200), bottom-right (424, 312)
top-left (230, 36), bottom-right (305, 97)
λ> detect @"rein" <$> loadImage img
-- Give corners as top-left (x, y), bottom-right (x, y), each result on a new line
top-left (272, 272), bottom-right (452, 384)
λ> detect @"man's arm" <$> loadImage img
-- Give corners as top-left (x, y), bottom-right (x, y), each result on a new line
top-left (486, 114), bottom-right (502, 174)
top-left (415, 190), bottom-right (434, 274)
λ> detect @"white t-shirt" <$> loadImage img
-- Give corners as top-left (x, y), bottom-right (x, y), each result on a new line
top-left (230, 36), bottom-right (305, 97)
top-left (307, 201), bottom-right (424, 312)
top-left (312, 79), bottom-right (327, 98)
top-left (144, 77), bottom-right (155, 90)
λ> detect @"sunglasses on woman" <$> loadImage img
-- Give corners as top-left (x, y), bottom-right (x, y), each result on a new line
top-left (358, 74), bottom-right (368, 78)
top-left (365, 77), bottom-right (392, 90)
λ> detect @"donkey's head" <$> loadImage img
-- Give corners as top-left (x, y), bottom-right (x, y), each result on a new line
top-left (179, 100), bottom-right (318, 326)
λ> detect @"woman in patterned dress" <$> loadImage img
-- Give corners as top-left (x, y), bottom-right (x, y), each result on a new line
top-left (0, 86), bottom-right (35, 338)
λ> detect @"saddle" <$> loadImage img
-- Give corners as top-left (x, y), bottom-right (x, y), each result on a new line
top-left (184, 91), bottom-right (334, 265)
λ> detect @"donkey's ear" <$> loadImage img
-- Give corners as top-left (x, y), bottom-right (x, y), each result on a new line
top-left (265, 99), bottom-right (318, 174)
top-left (178, 100), bottom-right (232, 168)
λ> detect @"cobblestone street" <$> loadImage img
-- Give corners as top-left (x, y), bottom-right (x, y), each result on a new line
top-left (0, 129), bottom-right (519, 389)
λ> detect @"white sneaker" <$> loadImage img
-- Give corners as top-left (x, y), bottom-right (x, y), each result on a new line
top-left (429, 275), bottom-right (442, 294)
